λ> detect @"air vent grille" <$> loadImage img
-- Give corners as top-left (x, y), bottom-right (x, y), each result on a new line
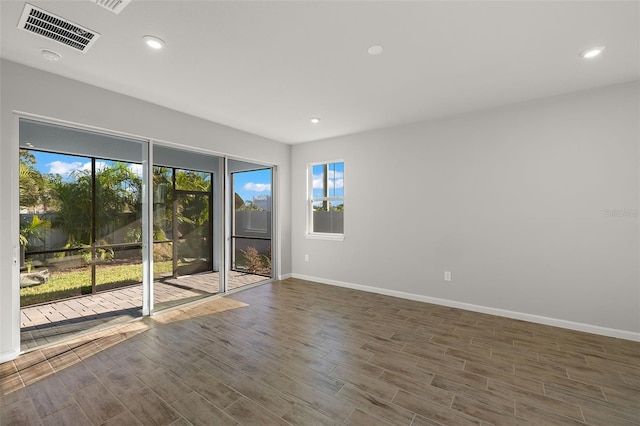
top-left (18, 4), bottom-right (100, 52)
top-left (90, 0), bottom-right (131, 14)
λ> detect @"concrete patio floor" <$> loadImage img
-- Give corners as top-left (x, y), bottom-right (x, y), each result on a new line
top-left (20, 271), bottom-right (268, 351)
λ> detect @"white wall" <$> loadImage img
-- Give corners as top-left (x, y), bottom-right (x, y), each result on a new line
top-left (0, 59), bottom-right (292, 362)
top-left (292, 81), bottom-right (640, 340)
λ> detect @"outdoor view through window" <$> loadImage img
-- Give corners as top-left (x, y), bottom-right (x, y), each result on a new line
top-left (309, 161), bottom-right (344, 235)
top-left (18, 119), bottom-right (275, 350)
top-left (19, 149), bottom-right (145, 306)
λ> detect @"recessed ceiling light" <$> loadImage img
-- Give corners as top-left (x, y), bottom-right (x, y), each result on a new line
top-left (143, 35), bottom-right (165, 50)
top-left (41, 49), bottom-right (61, 61)
top-left (580, 46), bottom-right (605, 59)
top-left (310, 117), bottom-right (321, 124)
top-left (367, 45), bottom-right (384, 56)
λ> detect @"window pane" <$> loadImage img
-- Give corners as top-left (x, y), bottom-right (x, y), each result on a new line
top-left (153, 166), bottom-right (173, 241)
top-left (153, 242), bottom-right (173, 278)
top-left (96, 161), bottom-right (142, 244)
top-left (235, 210), bottom-right (271, 235)
top-left (176, 193), bottom-right (211, 275)
top-left (232, 238), bottom-right (271, 277)
top-left (231, 166), bottom-right (273, 283)
top-left (20, 251), bottom-right (91, 306)
top-left (312, 201), bottom-right (344, 234)
top-left (312, 162), bottom-right (344, 199)
top-left (312, 164), bottom-right (326, 198)
top-left (327, 162), bottom-right (344, 198)
top-left (175, 169), bottom-right (211, 192)
top-left (42, 152), bottom-right (93, 246)
top-left (95, 247), bottom-right (143, 291)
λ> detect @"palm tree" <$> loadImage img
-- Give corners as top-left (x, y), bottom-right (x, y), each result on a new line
top-left (51, 172), bottom-right (92, 246)
top-left (19, 215), bottom-right (51, 249)
top-left (19, 149), bottom-right (51, 212)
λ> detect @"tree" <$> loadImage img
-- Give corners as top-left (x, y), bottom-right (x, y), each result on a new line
top-left (237, 199), bottom-right (263, 211)
top-left (174, 169), bottom-right (210, 229)
top-left (50, 171), bottom-right (92, 246)
top-left (152, 166), bottom-right (173, 240)
top-left (50, 162), bottom-right (142, 247)
top-left (19, 149), bottom-right (50, 212)
top-left (175, 171), bottom-right (210, 259)
top-left (150, 167), bottom-right (212, 259)
top-left (96, 162), bottom-right (142, 241)
top-left (19, 215), bottom-right (51, 250)
top-left (152, 167), bottom-right (212, 239)
top-left (234, 193), bottom-right (245, 210)
top-left (175, 170), bottom-right (210, 192)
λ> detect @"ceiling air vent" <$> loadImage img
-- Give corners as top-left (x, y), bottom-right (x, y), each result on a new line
top-left (90, 0), bottom-right (131, 15)
top-left (18, 4), bottom-right (100, 53)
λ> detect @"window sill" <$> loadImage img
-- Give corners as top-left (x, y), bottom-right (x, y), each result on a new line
top-left (305, 233), bottom-right (345, 242)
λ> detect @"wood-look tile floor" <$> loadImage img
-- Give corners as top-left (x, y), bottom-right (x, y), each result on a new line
top-left (2, 278), bottom-right (639, 425)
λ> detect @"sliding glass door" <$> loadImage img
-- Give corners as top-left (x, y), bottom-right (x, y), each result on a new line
top-left (18, 119), bottom-right (275, 350)
top-left (228, 160), bottom-right (273, 290)
top-left (18, 119), bottom-right (147, 349)
top-left (153, 167), bottom-right (213, 278)
top-left (152, 146), bottom-right (223, 309)
top-left (174, 191), bottom-right (212, 276)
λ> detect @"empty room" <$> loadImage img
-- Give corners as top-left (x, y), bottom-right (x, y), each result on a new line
top-left (1, 1), bottom-right (638, 425)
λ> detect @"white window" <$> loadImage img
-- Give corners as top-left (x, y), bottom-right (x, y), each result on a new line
top-left (307, 161), bottom-right (344, 240)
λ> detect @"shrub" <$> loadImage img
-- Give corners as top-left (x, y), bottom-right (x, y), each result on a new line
top-left (240, 246), bottom-right (271, 276)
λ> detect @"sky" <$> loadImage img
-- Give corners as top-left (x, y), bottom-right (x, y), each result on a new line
top-left (30, 151), bottom-right (106, 176)
top-left (28, 150), bottom-right (272, 203)
top-left (312, 162), bottom-right (344, 199)
top-left (232, 168), bottom-right (272, 202)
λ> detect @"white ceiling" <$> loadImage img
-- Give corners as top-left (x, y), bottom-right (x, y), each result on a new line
top-left (1, 1), bottom-right (638, 144)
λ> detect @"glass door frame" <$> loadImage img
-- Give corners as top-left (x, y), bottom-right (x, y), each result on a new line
top-left (163, 168), bottom-right (215, 278)
top-left (149, 144), bottom-right (225, 311)
top-left (13, 113), bottom-right (277, 355)
top-left (225, 159), bottom-right (276, 291)
top-left (15, 115), bottom-right (153, 319)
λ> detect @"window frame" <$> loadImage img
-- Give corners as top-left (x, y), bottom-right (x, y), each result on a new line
top-left (306, 160), bottom-right (344, 241)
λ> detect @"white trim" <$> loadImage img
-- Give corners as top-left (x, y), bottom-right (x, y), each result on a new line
top-left (307, 160), bottom-right (345, 238)
top-left (10, 114), bottom-right (21, 359)
top-left (0, 350), bottom-right (20, 364)
top-left (142, 141), bottom-right (152, 316)
top-left (272, 165), bottom-right (279, 281)
top-left (305, 233), bottom-right (345, 241)
top-left (279, 273), bottom-right (293, 280)
top-left (291, 273), bottom-right (640, 342)
top-left (224, 157), bottom-right (230, 293)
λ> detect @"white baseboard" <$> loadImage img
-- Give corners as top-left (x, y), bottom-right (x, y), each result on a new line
top-left (290, 274), bottom-right (640, 342)
top-left (0, 349), bottom-right (19, 364)
top-left (278, 273), bottom-right (293, 281)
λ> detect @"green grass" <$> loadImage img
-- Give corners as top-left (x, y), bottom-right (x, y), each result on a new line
top-left (20, 260), bottom-right (174, 307)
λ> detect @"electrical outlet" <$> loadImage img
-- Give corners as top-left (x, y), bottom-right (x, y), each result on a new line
top-left (444, 271), bottom-right (452, 282)
top-left (304, 254), bottom-right (309, 262)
